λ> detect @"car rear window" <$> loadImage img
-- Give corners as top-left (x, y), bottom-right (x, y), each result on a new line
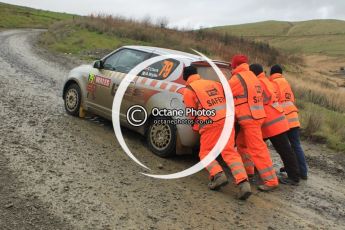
top-left (140, 58), bottom-right (180, 80)
top-left (197, 66), bottom-right (231, 81)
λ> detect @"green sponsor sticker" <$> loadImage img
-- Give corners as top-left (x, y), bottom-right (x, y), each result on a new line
top-left (88, 74), bottom-right (95, 83)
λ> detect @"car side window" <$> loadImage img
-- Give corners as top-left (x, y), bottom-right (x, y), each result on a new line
top-left (103, 49), bottom-right (149, 73)
top-left (140, 58), bottom-right (180, 80)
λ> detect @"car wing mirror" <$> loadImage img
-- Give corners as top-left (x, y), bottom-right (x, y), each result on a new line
top-left (93, 60), bottom-right (103, 69)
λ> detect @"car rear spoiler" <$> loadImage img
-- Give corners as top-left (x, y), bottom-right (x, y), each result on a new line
top-left (192, 60), bottom-right (231, 69)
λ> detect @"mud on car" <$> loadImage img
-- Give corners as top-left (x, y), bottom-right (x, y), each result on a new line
top-left (63, 46), bottom-right (230, 157)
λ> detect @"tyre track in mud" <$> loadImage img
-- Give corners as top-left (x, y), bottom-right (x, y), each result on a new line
top-left (0, 29), bottom-right (344, 230)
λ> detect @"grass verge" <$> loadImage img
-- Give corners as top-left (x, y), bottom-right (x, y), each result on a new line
top-left (298, 100), bottom-right (345, 152)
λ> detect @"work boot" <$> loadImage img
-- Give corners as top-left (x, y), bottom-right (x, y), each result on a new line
top-left (208, 172), bottom-right (228, 190)
top-left (278, 176), bottom-right (299, 186)
top-left (257, 184), bottom-right (279, 192)
top-left (238, 180), bottom-right (252, 200)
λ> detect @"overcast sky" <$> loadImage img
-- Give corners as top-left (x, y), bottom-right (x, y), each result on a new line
top-left (2, 0), bottom-right (345, 28)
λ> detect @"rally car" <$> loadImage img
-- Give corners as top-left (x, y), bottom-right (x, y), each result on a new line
top-left (63, 46), bottom-right (231, 157)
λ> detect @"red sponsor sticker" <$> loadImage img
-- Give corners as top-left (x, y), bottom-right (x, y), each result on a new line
top-left (87, 83), bottom-right (96, 92)
top-left (95, 76), bottom-right (111, 88)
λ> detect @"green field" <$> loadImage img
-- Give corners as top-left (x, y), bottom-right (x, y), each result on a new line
top-left (0, 2), bottom-right (74, 28)
top-left (40, 25), bottom-right (149, 60)
top-left (212, 19), bottom-right (345, 56)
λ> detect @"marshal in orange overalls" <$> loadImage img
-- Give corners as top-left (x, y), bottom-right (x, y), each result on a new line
top-left (269, 67), bottom-right (308, 178)
top-left (269, 73), bottom-right (300, 129)
top-left (183, 74), bottom-right (249, 185)
top-left (229, 63), bottom-right (278, 187)
top-left (258, 72), bottom-right (289, 138)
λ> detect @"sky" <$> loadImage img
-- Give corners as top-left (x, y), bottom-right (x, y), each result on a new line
top-left (2, 0), bottom-right (345, 28)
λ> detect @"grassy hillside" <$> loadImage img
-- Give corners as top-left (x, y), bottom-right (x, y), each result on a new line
top-left (214, 21), bottom-right (293, 36)
top-left (212, 20), bottom-right (345, 56)
top-left (40, 14), bottom-right (299, 66)
top-left (0, 2), bottom-right (74, 28)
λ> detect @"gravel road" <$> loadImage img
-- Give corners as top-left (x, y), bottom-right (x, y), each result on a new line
top-left (0, 29), bottom-right (345, 230)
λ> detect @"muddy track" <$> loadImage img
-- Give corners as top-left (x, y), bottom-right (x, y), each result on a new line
top-left (0, 29), bottom-right (344, 230)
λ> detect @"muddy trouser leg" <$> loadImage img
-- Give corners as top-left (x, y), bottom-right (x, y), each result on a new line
top-left (199, 127), bottom-right (223, 178)
top-left (287, 127), bottom-right (308, 177)
top-left (240, 119), bottom-right (278, 187)
top-left (222, 128), bottom-right (248, 185)
top-left (236, 129), bottom-right (255, 175)
top-left (269, 133), bottom-right (300, 182)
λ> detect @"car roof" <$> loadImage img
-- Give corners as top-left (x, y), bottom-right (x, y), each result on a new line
top-left (123, 45), bottom-right (202, 61)
top-left (122, 45), bottom-right (230, 68)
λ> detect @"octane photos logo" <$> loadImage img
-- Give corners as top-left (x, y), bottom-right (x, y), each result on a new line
top-left (112, 51), bottom-right (235, 179)
top-left (126, 106), bottom-right (216, 126)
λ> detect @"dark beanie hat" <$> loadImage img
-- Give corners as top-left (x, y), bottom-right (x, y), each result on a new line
top-left (249, 64), bottom-right (264, 76)
top-left (270, 64), bottom-right (283, 75)
top-left (183, 65), bottom-right (197, 81)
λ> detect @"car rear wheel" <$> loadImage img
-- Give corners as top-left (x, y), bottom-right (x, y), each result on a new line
top-left (64, 83), bottom-right (81, 117)
top-left (147, 117), bottom-right (176, 158)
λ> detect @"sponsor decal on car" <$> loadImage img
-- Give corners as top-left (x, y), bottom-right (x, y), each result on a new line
top-left (95, 76), bottom-right (111, 87)
top-left (88, 74), bottom-right (96, 83)
top-left (87, 83), bottom-right (96, 93)
top-left (88, 74), bottom-right (111, 87)
top-left (140, 59), bottom-right (178, 80)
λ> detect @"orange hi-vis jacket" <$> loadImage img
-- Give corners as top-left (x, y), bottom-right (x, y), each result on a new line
top-left (257, 73), bottom-right (289, 138)
top-left (229, 63), bottom-right (266, 123)
top-left (183, 74), bottom-right (227, 132)
top-left (269, 73), bottom-right (300, 129)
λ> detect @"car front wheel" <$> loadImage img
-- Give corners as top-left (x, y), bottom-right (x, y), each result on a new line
top-left (64, 83), bottom-right (81, 117)
top-left (147, 117), bottom-right (176, 158)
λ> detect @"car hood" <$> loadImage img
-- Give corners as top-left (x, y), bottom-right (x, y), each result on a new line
top-left (69, 64), bottom-right (93, 77)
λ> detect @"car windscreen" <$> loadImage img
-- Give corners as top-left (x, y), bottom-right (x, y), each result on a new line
top-left (103, 49), bottom-right (149, 73)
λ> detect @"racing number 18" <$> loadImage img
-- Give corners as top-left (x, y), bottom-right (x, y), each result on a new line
top-left (159, 60), bottom-right (174, 79)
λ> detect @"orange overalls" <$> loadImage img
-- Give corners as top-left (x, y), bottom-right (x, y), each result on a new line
top-left (257, 73), bottom-right (289, 138)
top-left (183, 74), bottom-right (248, 185)
top-left (269, 73), bottom-right (300, 129)
top-left (229, 64), bottom-right (278, 187)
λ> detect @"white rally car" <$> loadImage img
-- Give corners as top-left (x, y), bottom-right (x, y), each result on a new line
top-left (63, 46), bottom-right (231, 157)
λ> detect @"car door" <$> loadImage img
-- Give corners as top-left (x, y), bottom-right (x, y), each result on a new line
top-left (108, 49), bottom-right (152, 122)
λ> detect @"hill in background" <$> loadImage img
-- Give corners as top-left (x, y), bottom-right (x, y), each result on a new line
top-left (211, 19), bottom-right (345, 56)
